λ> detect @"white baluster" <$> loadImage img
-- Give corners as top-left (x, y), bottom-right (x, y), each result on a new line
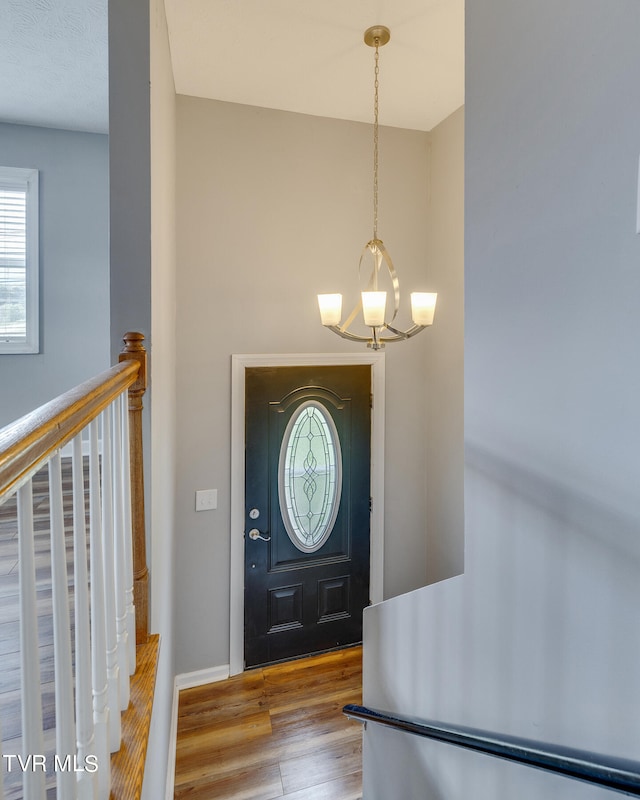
top-left (89, 420), bottom-right (111, 800)
top-left (49, 452), bottom-right (78, 800)
top-left (0, 717), bottom-right (4, 800)
top-left (111, 401), bottom-right (130, 707)
top-left (100, 409), bottom-right (121, 749)
top-left (72, 436), bottom-right (98, 800)
top-left (17, 479), bottom-right (45, 800)
top-left (120, 393), bottom-right (136, 673)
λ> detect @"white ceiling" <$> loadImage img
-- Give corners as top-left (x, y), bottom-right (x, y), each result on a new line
top-left (0, 0), bottom-right (464, 135)
top-left (0, 0), bottom-right (108, 133)
top-left (164, 0), bottom-right (465, 132)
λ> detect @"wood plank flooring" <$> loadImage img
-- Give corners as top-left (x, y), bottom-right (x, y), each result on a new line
top-left (174, 647), bottom-right (363, 800)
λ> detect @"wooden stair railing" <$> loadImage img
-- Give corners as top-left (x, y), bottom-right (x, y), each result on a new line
top-left (119, 333), bottom-right (148, 647)
top-left (0, 332), bottom-right (152, 800)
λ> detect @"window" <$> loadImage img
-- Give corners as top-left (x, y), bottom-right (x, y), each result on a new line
top-left (0, 167), bottom-right (39, 354)
top-left (278, 401), bottom-right (342, 553)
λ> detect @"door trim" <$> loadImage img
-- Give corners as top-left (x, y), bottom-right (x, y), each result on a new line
top-left (230, 352), bottom-right (385, 675)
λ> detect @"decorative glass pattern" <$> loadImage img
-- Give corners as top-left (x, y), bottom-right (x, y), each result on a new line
top-left (278, 401), bottom-right (342, 553)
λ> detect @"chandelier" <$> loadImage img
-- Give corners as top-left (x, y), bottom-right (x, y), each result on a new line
top-left (317, 25), bottom-right (437, 350)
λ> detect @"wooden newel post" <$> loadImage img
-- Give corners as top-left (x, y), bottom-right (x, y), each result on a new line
top-left (119, 331), bottom-right (149, 645)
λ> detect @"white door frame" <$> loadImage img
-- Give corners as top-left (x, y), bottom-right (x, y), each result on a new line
top-left (230, 352), bottom-right (385, 675)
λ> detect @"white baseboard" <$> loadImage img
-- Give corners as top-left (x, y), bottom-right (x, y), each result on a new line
top-left (164, 664), bottom-right (230, 800)
top-left (175, 664), bottom-right (230, 691)
top-left (164, 679), bottom-right (179, 800)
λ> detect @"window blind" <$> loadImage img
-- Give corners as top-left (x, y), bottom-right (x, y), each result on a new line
top-left (0, 186), bottom-right (27, 339)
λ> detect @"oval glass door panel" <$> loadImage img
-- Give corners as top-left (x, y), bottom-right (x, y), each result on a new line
top-left (278, 400), bottom-right (342, 553)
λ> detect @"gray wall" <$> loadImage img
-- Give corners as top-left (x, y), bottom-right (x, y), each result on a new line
top-left (363, 2), bottom-right (640, 797)
top-left (175, 95), bottom-right (438, 673)
top-left (425, 106), bottom-right (465, 584)
top-left (465, 2), bottom-right (640, 514)
top-left (0, 122), bottom-right (110, 427)
top-left (107, 0), bottom-right (153, 666)
top-left (107, 0), bottom-right (175, 795)
top-left (108, 0), bottom-right (151, 359)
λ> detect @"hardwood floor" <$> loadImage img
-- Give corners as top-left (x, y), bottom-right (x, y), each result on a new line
top-left (174, 646), bottom-right (363, 800)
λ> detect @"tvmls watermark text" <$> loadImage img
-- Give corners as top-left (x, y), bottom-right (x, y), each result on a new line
top-left (3, 754), bottom-right (99, 773)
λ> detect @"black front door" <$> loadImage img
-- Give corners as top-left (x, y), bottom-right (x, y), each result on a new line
top-left (244, 365), bottom-right (371, 668)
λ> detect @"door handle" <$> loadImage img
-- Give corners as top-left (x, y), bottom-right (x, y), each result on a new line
top-left (248, 528), bottom-right (271, 542)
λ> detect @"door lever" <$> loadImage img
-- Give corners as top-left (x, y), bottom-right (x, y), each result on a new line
top-left (248, 528), bottom-right (271, 542)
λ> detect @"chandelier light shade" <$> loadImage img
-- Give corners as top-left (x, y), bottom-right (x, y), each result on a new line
top-left (317, 25), bottom-right (437, 350)
top-left (318, 293), bottom-right (343, 326)
top-left (410, 292), bottom-right (438, 326)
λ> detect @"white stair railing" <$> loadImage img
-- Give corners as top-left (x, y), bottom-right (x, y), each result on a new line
top-left (120, 393), bottom-right (136, 675)
top-left (100, 406), bottom-right (122, 753)
top-left (72, 435), bottom-right (98, 800)
top-left (0, 333), bottom-right (148, 800)
top-left (0, 719), bottom-right (4, 800)
top-left (112, 400), bottom-right (131, 706)
top-left (17, 480), bottom-right (45, 800)
top-left (89, 418), bottom-right (111, 800)
top-left (49, 452), bottom-right (78, 800)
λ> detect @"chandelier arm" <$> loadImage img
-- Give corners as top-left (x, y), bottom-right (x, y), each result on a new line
top-left (379, 323), bottom-right (426, 341)
top-left (375, 240), bottom-right (400, 322)
top-left (324, 322), bottom-right (426, 347)
top-left (325, 325), bottom-right (379, 345)
top-left (342, 299), bottom-right (363, 331)
top-left (358, 242), bottom-right (377, 290)
top-left (358, 240), bottom-right (401, 323)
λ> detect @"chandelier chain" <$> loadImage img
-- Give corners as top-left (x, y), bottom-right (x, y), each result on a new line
top-left (373, 40), bottom-right (380, 240)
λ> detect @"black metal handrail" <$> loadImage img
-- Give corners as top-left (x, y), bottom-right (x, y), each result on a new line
top-left (343, 704), bottom-right (640, 796)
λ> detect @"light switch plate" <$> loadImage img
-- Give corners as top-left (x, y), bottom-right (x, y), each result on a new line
top-left (195, 489), bottom-right (217, 511)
